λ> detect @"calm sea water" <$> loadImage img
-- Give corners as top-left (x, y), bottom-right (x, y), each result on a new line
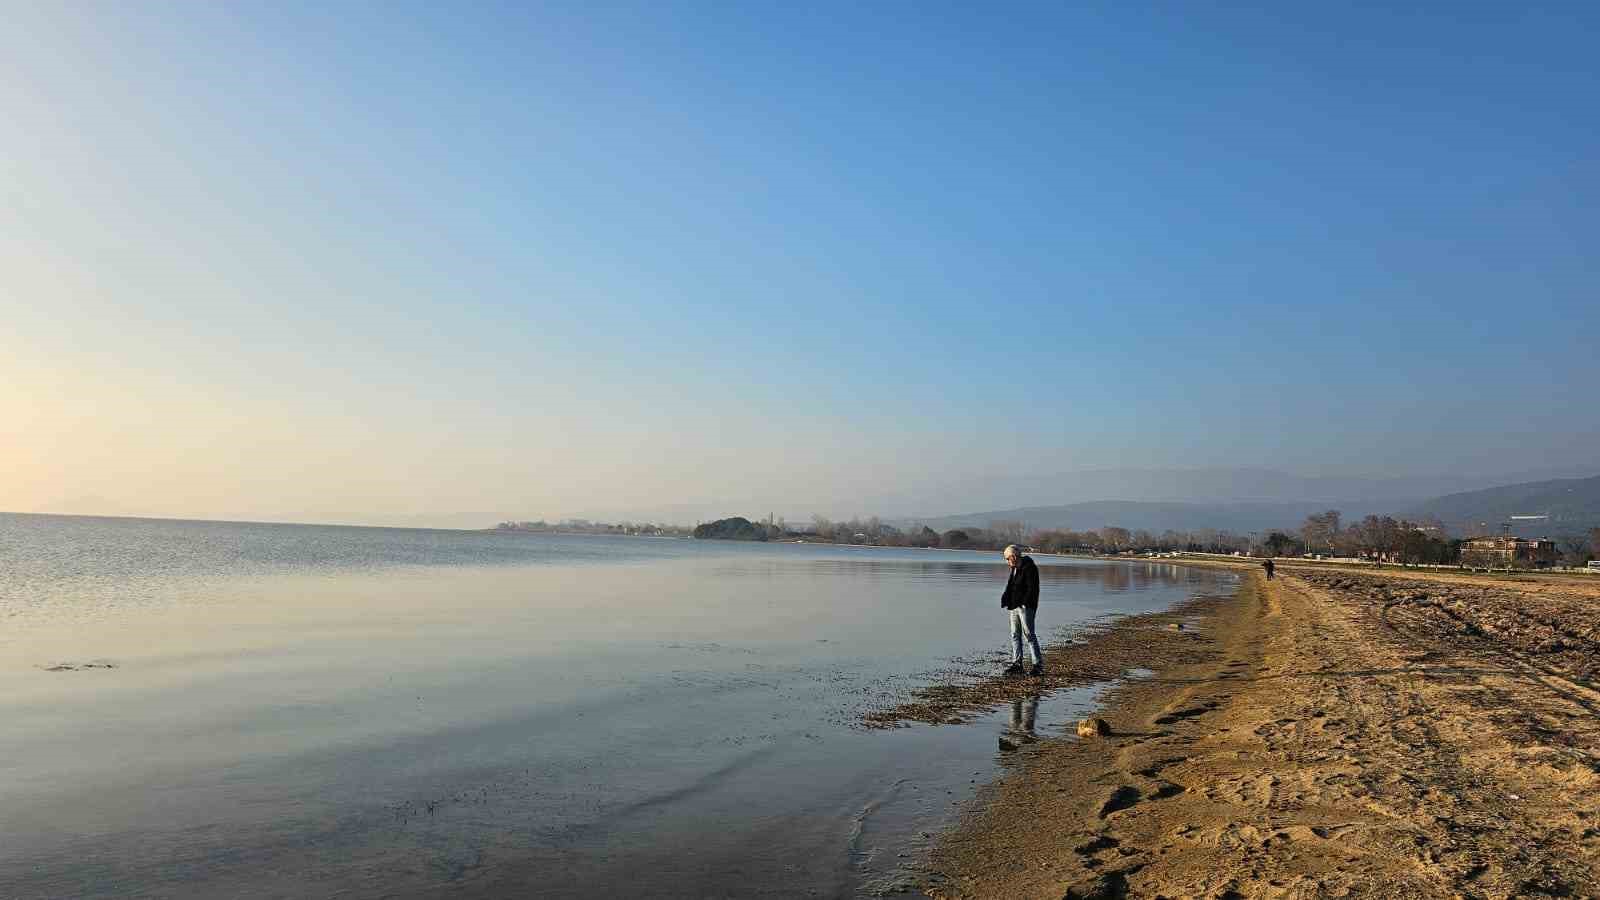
top-left (0, 513), bottom-right (1232, 898)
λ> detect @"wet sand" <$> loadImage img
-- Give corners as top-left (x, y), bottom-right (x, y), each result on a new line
top-left (915, 561), bottom-right (1600, 898)
top-left (861, 593), bottom-right (1231, 731)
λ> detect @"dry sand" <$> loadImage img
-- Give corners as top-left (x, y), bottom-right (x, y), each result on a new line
top-left (910, 561), bottom-right (1600, 899)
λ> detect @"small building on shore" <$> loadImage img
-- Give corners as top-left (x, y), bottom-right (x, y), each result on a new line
top-left (1459, 535), bottom-right (1558, 568)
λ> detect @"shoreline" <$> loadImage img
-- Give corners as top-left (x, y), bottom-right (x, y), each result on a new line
top-left (860, 586), bottom-right (1236, 731)
top-left (918, 559), bottom-right (1600, 898)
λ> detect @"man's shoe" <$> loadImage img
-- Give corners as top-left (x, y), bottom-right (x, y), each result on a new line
top-left (1029, 664), bottom-right (1044, 677)
top-left (1003, 662), bottom-right (1025, 676)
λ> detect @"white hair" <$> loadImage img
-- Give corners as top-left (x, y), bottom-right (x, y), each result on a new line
top-left (1004, 544), bottom-right (1021, 557)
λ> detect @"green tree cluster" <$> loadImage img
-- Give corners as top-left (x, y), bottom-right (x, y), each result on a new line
top-left (692, 517), bottom-right (771, 541)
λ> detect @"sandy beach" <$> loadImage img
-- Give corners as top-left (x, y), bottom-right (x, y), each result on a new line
top-left (913, 560), bottom-right (1600, 899)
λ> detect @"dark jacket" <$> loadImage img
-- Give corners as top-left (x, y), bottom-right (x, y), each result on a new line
top-left (1001, 556), bottom-right (1040, 610)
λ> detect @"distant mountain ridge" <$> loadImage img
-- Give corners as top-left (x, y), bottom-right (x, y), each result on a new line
top-left (1401, 475), bottom-right (1600, 536)
top-left (908, 500), bottom-right (1376, 536)
top-left (908, 474), bottom-right (1600, 539)
top-left (868, 465), bottom-right (1597, 523)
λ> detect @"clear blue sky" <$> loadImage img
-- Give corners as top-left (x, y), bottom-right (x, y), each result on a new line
top-left (3, 2), bottom-right (1596, 524)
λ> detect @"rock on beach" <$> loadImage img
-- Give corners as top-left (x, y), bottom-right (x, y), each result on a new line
top-left (1076, 718), bottom-right (1110, 737)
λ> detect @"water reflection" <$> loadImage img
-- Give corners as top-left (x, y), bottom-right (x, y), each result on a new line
top-left (1056, 561), bottom-right (1222, 593)
top-left (1, 523), bottom-right (1237, 899)
top-left (707, 555), bottom-right (1223, 594)
top-left (999, 694), bottom-right (1041, 753)
top-left (1008, 695), bottom-right (1039, 737)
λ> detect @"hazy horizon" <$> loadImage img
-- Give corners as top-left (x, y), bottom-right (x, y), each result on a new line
top-left (14, 463), bottom-right (1598, 532)
top-left (6, 4), bottom-right (1597, 530)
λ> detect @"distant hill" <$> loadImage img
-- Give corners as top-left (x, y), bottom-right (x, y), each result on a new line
top-left (909, 500), bottom-right (1375, 536)
top-left (1402, 475), bottom-right (1600, 536)
top-left (902, 475), bottom-right (1600, 540)
top-left (860, 466), bottom-right (1600, 519)
top-left (692, 516), bottom-right (770, 541)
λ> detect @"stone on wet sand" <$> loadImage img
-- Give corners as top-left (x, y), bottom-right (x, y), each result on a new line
top-left (1076, 717), bottom-right (1111, 737)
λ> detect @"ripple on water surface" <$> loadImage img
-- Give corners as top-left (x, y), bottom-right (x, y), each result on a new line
top-left (0, 515), bottom-right (1233, 897)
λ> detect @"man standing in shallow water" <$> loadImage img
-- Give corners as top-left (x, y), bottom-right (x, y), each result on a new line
top-left (1001, 544), bottom-right (1043, 676)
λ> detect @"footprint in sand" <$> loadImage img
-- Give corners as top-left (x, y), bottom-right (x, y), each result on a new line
top-left (1154, 701), bottom-right (1219, 725)
top-left (1072, 834), bottom-right (1119, 855)
top-left (1134, 757), bottom-right (1188, 779)
top-left (1098, 785), bottom-right (1143, 817)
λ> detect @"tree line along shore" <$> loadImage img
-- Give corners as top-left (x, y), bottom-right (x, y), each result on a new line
top-left (495, 512), bottom-right (1600, 570)
top-left (679, 513), bottom-right (1600, 571)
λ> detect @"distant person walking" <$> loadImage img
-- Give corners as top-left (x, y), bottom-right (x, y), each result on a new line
top-left (1263, 558), bottom-right (1275, 579)
top-left (1001, 544), bottom-right (1043, 676)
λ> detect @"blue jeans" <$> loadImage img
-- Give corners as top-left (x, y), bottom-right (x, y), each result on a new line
top-left (1009, 605), bottom-right (1042, 665)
